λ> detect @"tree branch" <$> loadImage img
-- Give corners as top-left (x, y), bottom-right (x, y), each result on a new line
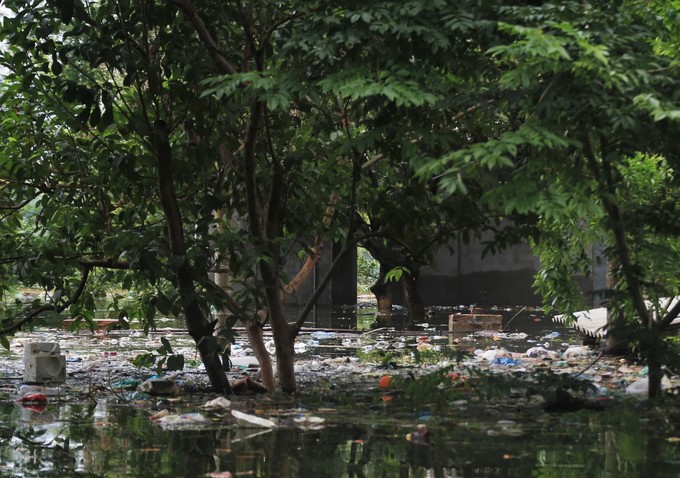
top-left (170, 0), bottom-right (238, 75)
top-left (582, 132), bottom-right (650, 327)
top-left (0, 265), bottom-right (92, 336)
top-left (290, 231), bottom-right (385, 335)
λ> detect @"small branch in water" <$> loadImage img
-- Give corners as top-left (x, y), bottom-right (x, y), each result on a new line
top-left (503, 306), bottom-right (527, 331)
top-left (572, 352), bottom-right (604, 379)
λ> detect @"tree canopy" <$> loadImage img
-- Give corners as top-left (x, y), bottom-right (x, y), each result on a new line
top-left (1, 0), bottom-right (678, 398)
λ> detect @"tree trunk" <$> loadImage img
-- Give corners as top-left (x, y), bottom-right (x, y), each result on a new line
top-left (646, 333), bottom-right (663, 399)
top-left (371, 263), bottom-right (393, 316)
top-left (648, 355), bottom-right (663, 399)
top-left (403, 269), bottom-right (425, 323)
top-left (154, 123), bottom-right (231, 394)
top-left (603, 259), bottom-right (629, 354)
top-left (245, 319), bottom-right (275, 390)
top-left (213, 221), bottom-right (233, 368)
top-left (266, 284), bottom-right (297, 393)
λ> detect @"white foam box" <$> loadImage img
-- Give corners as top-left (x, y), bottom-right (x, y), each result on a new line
top-left (23, 342), bottom-right (66, 383)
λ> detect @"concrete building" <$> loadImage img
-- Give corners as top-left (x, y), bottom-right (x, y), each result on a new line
top-left (285, 236), bottom-right (607, 308)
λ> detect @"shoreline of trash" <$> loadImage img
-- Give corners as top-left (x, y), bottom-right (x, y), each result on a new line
top-left (1, 320), bottom-right (678, 413)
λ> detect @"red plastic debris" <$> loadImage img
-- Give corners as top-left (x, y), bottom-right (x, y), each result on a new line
top-left (17, 393), bottom-right (48, 412)
top-left (18, 393), bottom-right (48, 404)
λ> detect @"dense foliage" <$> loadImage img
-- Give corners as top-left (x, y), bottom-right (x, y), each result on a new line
top-left (1, 1), bottom-right (678, 397)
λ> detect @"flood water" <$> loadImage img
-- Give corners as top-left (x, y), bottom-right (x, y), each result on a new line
top-left (3, 398), bottom-right (680, 477)
top-left (2, 304), bottom-right (680, 477)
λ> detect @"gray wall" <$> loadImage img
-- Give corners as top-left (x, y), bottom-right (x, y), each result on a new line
top-left (283, 241), bottom-right (357, 307)
top-left (418, 237), bottom-right (543, 306)
top-left (286, 235), bottom-right (605, 308)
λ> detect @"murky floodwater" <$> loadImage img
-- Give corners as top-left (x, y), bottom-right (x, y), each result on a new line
top-left (2, 304), bottom-right (680, 477)
top-left (3, 397), bottom-right (680, 477)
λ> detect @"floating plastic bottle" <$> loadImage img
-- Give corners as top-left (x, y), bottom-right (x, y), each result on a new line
top-left (19, 384), bottom-right (61, 397)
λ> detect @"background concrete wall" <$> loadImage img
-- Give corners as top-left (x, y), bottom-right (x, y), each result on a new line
top-left (418, 237), bottom-right (543, 306)
top-left (285, 236), bottom-right (604, 308)
top-left (282, 241), bottom-right (357, 307)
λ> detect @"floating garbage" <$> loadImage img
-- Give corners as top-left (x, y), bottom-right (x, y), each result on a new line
top-left (138, 378), bottom-right (180, 396)
top-left (562, 346), bottom-right (592, 359)
top-left (232, 410), bottom-right (277, 428)
top-left (155, 412), bottom-right (211, 430)
top-left (477, 348), bottom-right (511, 361)
top-left (150, 409), bottom-right (170, 422)
top-left (19, 385), bottom-right (61, 397)
top-left (525, 347), bottom-right (555, 358)
top-left (406, 424), bottom-right (430, 445)
top-left (625, 377), bottom-right (672, 398)
top-left (491, 358), bottom-right (521, 366)
top-left (202, 396), bottom-right (231, 411)
top-left (292, 415), bottom-right (325, 430)
top-left (111, 379), bottom-right (140, 391)
top-left (229, 356), bottom-right (260, 369)
top-left (17, 393), bottom-right (48, 406)
top-left (311, 331), bottom-right (336, 340)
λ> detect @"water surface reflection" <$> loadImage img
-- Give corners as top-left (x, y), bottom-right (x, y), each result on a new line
top-left (2, 399), bottom-right (680, 477)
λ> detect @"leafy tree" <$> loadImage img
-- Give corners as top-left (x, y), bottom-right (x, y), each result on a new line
top-left (416, 0), bottom-right (680, 398)
top-left (0, 0), bottom-right (504, 393)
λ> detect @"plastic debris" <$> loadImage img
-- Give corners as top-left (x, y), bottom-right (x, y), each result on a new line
top-left (562, 346), bottom-right (592, 359)
top-left (478, 348), bottom-right (511, 361)
top-left (155, 412), bottom-right (211, 430)
top-left (311, 331), bottom-right (336, 340)
top-left (625, 377), bottom-right (672, 398)
top-left (406, 424), bottom-right (430, 445)
top-left (491, 357), bottom-right (521, 366)
top-left (138, 378), bottom-right (180, 396)
top-left (379, 375), bottom-right (394, 389)
top-left (17, 393), bottom-right (49, 413)
top-left (229, 357), bottom-right (259, 369)
top-left (111, 379), bottom-right (140, 391)
top-left (17, 393), bottom-right (48, 405)
top-left (19, 385), bottom-right (61, 397)
top-left (150, 409), bottom-right (170, 422)
top-left (231, 410), bottom-right (277, 428)
top-left (202, 396), bottom-right (232, 411)
top-left (525, 347), bottom-right (555, 358)
top-left (292, 415), bottom-right (325, 430)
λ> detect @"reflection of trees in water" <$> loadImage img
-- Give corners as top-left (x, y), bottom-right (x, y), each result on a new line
top-left (4, 402), bottom-right (680, 477)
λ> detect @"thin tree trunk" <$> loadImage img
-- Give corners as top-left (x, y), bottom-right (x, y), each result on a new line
top-left (403, 269), bottom-right (425, 323)
top-left (604, 260), bottom-right (628, 354)
top-left (245, 319), bottom-right (275, 390)
top-left (265, 283), bottom-right (297, 393)
top-left (281, 192), bottom-right (339, 301)
top-left (371, 263), bottom-right (393, 316)
top-left (154, 123), bottom-right (232, 394)
top-left (645, 331), bottom-right (663, 399)
top-left (175, 3), bottom-right (289, 392)
top-left (213, 209), bottom-right (233, 367)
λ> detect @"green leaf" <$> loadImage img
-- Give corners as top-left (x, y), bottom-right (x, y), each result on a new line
top-left (131, 353), bottom-right (156, 369)
top-left (160, 336), bottom-right (173, 355)
top-left (384, 266), bottom-right (410, 283)
top-left (165, 354), bottom-right (185, 371)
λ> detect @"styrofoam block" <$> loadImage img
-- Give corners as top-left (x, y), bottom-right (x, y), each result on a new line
top-left (23, 342), bottom-right (66, 383)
